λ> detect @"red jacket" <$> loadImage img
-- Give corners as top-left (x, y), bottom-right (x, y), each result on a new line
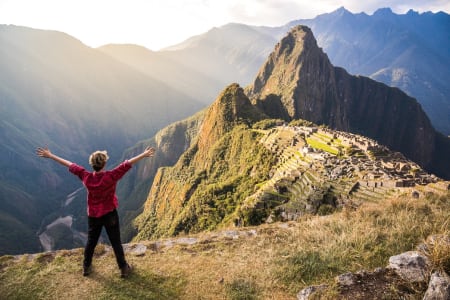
top-left (69, 161), bottom-right (132, 217)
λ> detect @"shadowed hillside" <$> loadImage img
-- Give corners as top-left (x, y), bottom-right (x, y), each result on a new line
top-left (0, 25), bottom-right (203, 254)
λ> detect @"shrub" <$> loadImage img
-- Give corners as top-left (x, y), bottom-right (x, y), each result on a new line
top-left (289, 119), bottom-right (316, 127)
top-left (317, 204), bottom-right (335, 216)
top-left (225, 278), bottom-right (259, 300)
top-left (252, 119), bottom-right (285, 130)
top-left (421, 233), bottom-right (450, 273)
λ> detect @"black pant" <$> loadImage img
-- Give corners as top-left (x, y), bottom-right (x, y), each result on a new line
top-left (84, 209), bottom-right (127, 269)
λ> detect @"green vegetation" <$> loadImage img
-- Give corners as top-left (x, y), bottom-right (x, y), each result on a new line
top-left (225, 278), bottom-right (260, 300)
top-left (288, 119), bottom-right (316, 127)
top-left (252, 119), bottom-right (284, 130)
top-left (135, 125), bottom-right (278, 239)
top-left (0, 211), bottom-right (41, 255)
top-left (306, 137), bottom-right (339, 155)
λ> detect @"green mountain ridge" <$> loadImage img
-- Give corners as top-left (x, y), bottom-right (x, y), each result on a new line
top-left (127, 25), bottom-right (450, 244)
top-left (133, 81), bottom-right (448, 241)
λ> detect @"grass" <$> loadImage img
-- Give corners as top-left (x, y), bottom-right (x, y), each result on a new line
top-left (306, 137), bottom-right (339, 155)
top-left (0, 191), bottom-right (449, 299)
top-left (420, 231), bottom-right (450, 274)
top-left (225, 278), bottom-right (260, 300)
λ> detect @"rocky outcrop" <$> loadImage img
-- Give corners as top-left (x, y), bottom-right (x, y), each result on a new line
top-left (246, 25), bottom-right (450, 179)
top-left (423, 271), bottom-right (450, 300)
top-left (388, 251), bottom-right (430, 282)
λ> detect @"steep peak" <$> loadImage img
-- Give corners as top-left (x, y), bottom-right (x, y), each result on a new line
top-left (196, 84), bottom-right (266, 159)
top-left (245, 24), bottom-right (444, 176)
top-left (248, 25), bottom-right (319, 93)
top-left (331, 6), bottom-right (352, 17)
top-left (208, 83), bottom-right (266, 124)
top-left (406, 9), bottom-right (419, 16)
top-left (278, 25), bottom-right (317, 52)
top-left (246, 25), bottom-right (332, 119)
top-left (373, 7), bottom-right (394, 17)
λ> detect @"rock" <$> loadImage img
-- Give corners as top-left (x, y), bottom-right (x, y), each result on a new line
top-left (222, 230), bottom-right (240, 239)
top-left (423, 271), bottom-right (450, 300)
top-left (34, 252), bottom-right (56, 264)
top-left (297, 284), bottom-right (328, 300)
top-left (175, 237), bottom-right (198, 245)
top-left (243, 229), bottom-right (257, 237)
top-left (336, 272), bottom-right (357, 286)
top-left (123, 243), bottom-right (147, 256)
top-left (388, 251), bottom-right (430, 282)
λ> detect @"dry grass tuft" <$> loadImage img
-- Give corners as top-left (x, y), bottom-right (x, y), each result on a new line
top-left (420, 232), bottom-right (450, 273)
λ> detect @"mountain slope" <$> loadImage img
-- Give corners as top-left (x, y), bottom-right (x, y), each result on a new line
top-left (133, 25), bottom-right (449, 243)
top-left (157, 23), bottom-right (278, 101)
top-left (134, 84), bottom-right (272, 239)
top-left (0, 25), bottom-right (203, 254)
top-left (116, 110), bottom-right (206, 241)
top-left (246, 25), bottom-right (450, 179)
top-left (98, 44), bottom-right (221, 104)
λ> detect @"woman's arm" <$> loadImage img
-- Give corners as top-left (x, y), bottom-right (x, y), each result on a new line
top-left (127, 146), bottom-right (155, 165)
top-left (36, 147), bottom-right (73, 167)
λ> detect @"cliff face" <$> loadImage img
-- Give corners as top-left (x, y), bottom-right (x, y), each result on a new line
top-left (116, 111), bottom-right (205, 240)
top-left (246, 25), bottom-right (447, 178)
top-left (246, 26), bottom-right (338, 123)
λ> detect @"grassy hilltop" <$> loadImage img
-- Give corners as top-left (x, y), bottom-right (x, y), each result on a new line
top-left (1, 189), bottom-right (449, 299)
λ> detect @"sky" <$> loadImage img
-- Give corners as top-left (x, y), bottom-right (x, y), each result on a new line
top-left (0, 0), bottom-right (449, 50)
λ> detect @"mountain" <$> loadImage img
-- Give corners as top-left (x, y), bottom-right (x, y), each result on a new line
top-left (0, 25), bottom-right (203, 255)
top-left (161, 23), bottom-right (277, 87)
top-left (98, 44), bottom-right (221, 104)
top-left (99, 23), bottom-right (278, 106)
top-left (156, 8), bottom-right (450, 135)
top-left (133, 25), bottom-right (449, 242)
top-left (246, 25), bottom-right (450, 179)
top-left (279, 7), bottom-right (450, 135)
top-left (134, 84), bottom-right (271, 239)
top-left (2, 7), bottom-right (449, 255)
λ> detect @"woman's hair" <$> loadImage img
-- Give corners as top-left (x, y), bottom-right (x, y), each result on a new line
top-left (89, 150), bottom-right (109, 171)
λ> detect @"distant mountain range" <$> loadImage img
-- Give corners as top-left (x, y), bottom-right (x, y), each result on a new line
top-left (103, 7), bottom-right (449, 134)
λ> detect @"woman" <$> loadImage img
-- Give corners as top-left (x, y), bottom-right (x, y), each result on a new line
top-left (36, 145), bottom-right (155, 278)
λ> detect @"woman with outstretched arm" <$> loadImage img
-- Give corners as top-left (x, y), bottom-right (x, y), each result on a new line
top-left (36, 145), bottom-right (155, 278)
